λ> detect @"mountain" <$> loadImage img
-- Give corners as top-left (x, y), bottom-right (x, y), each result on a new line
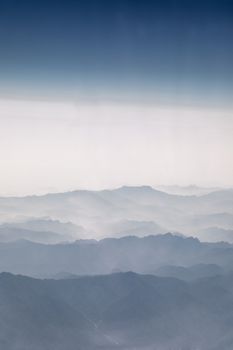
top-left (155, 184), bottom-right (221, 196)
top-left (0, 186), bottom-right (233, 240)
top-left (155, 263), bottom-right (224, 281)
top-left (1, 218), bottom-right (84, 236)
top-left (93, 219), bottom-right (166, 238)
top-left (0, 188), bottom-right (232, 348)
top-left (0, 218), bottom-right (86, 243)
top-left (0, 234), bottom-right (231, 277)
top-left (199, 227), bottom-right (233, 243)
top-left (0, 227), bottom-right (74, 244)
top-left (1, 271), bottom-right (233, 349)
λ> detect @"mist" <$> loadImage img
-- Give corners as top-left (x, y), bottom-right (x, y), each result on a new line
top-left (0, 99), bottom-right (232, 196)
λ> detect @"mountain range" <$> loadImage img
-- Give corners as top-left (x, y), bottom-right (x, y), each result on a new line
top-left (0, 186), bottom-right (232, 243)
top-left (0, 185), bottom-right (232, 349)
top-left (0, 234), bottom-right (232, 278)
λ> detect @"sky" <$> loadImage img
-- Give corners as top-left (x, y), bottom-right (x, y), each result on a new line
top-left (0, 0), bottom-right (233, 195)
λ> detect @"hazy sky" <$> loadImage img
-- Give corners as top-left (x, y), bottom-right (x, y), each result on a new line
top-left (0, 98), bottom-right (232, 196)
top-left (0, 0), bottom-right (232, 195)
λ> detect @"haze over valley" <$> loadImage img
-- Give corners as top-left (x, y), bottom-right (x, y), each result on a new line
top-left (0, 185), bottom-right (232, 243)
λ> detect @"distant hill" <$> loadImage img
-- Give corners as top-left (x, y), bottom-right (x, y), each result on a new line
top-left (0, 218), bottom-right (87, 243)
top-left (2, 217), bottom-right (83, 236)
top-left (0, 234), bottom-right (232, 277)
top-left (155, 263), bottom-right (224, 281)
top-left (199, 227), bottom-right (233, 243)
top-left (0, 186), bottom-right (232, 240)
top-left (155, 184), bottom-right (221, 196)
top-left (0, 227), bottom-right (74, 244)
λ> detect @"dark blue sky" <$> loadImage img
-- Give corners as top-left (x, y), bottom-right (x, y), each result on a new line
top-left (0, 0), bottom-right (233, 105)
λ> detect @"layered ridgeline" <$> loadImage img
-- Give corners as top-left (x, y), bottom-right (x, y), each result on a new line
top-left (0, 186), bottom-right (233, 242)
top-left (0, 234), bottom-right (232, 278)
top-left (1, 271), bottom-right (233, 350)
top-left (0, 187), bottom-right (233, 349)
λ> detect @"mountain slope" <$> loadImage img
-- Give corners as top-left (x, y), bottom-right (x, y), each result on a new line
top-left (0, 234), bottom-right (231, 277)
top-left (0, 186), bottom-right (233, 239)
top-left (0, 272), bottom-right (233, 349)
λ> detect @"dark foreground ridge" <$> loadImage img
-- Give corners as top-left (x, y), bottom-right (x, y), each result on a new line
top-left (0, 271), bottom-right (233, 350)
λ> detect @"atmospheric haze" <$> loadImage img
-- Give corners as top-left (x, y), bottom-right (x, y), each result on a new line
top-left (0, 98), bottom-right (232, 196)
